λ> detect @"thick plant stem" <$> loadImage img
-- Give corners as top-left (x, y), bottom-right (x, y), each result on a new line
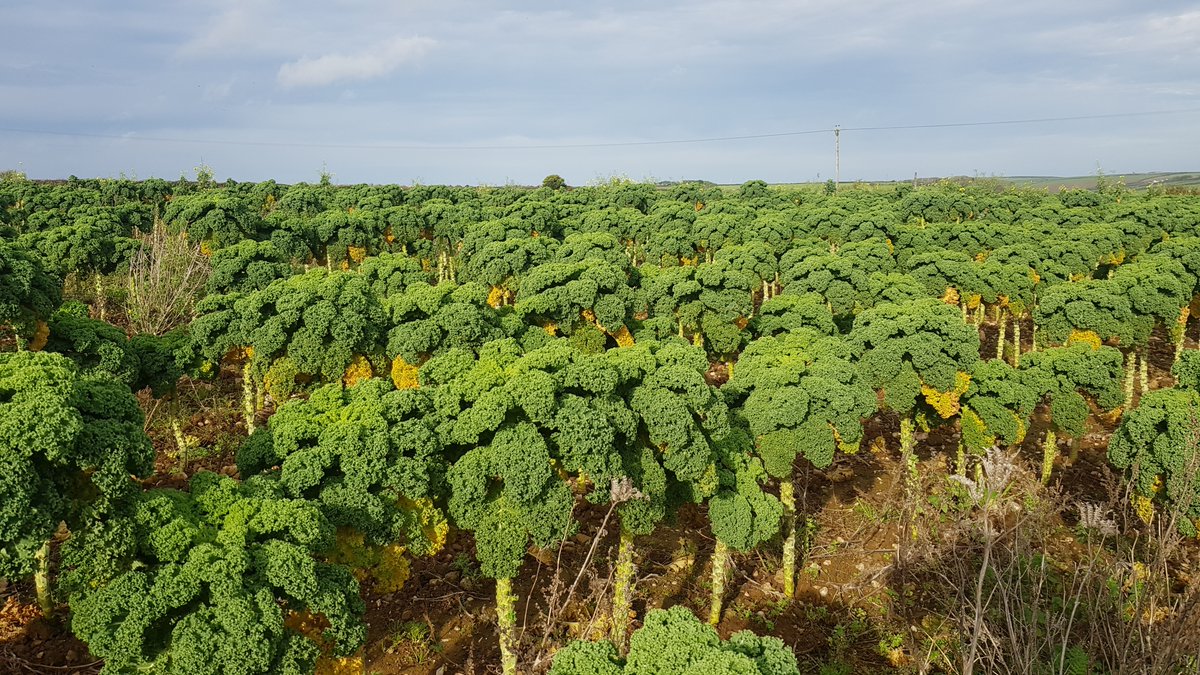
top-left (709, 540), bottom-right (729, 626)
top-left (900, 417), bottom-right (917, 498)
top-left (899, 416), bottom-right (918, 558)
top-left (35, 540), bottom-right (52, 618)
top-left (497, 577), bottom-right (518, 675)
top-left (995, 309), bottom-right (1007, 362)
top-left (94, 273), bottom-right (105, 321)
top-left (1012, 317), bottom-right (1021, 367)
top-left (1031, 324), bottom-right (1038, 353)
top-left (1138, 349), bottom-right (1149, 400)
top-left (1041, 429), bottom-right (1057, 485)
top-left (241, 361), bottom-right (256, 434)
top-left (1067, 435), bottom-right (1083, 465)
top-left (780, 478), bottom-right (796, 599)
top-left (1123, 351), bottom-right (1136, 411)
top-left (172, 418), bottom-right (188, 475)
top-left (955, 440), bottom-right (966, 476)
top-left (610, 526), bottom-right (635, 654)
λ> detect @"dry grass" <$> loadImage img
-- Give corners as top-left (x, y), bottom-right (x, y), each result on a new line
top-left (124, 221), bottom-right (209, 336)
top-left (895, 443), bottom-right (1200, 675)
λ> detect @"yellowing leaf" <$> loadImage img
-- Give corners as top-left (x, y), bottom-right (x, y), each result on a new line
top-left (1067, 329), bottom-right (1102, 351)
top-left (27, 320), bottom-right (49, 352)
top-left (342, 355), bottom-right (373, 388)
top-left (941, 286), bottom-right (960, 305)
top-left (611, 324), bottom-right (635, 348)
top-left (390, 356), bottom-right (420, 390)
top-left (487, 285), bottom-right (512, 308)
top-left (399, 496), bottom-right (449, 556)
top-left (1134, 494), bottom-right (1155, 526)
top-left (372, 545), bottom-right (411, 594)
top-left (223, 345), bottom-right (253, 364)
top-left (317, 649), bottom-right (365, 673)
top-left (921, 371), bottom-right (971, 419)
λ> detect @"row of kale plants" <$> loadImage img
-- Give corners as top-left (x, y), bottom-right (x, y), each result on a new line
top-left (2, 176), bottom-right (1200, 674)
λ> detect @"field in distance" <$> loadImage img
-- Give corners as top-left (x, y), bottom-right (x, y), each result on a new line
top-left (726, 171), bottom-right (1200, 191)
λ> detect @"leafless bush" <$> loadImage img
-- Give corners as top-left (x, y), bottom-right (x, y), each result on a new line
top-left (124, 221), bottom-right (209, 335)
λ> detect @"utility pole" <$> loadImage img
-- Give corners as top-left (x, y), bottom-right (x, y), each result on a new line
top-left (833, 125), bottom-right (840, 190)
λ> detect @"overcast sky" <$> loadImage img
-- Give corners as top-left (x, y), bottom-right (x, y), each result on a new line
top-left (1, 0), bottom-right (1198, 185)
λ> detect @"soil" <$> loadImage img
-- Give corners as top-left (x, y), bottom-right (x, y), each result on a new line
top-left (0, 588), bottom-right (99, 674)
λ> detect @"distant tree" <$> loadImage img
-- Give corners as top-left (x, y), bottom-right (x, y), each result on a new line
top-left (542, 174), bottom-right (567, 191)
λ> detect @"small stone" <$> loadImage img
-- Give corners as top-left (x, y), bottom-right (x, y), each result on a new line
top-left (818, 587), bottom-right (828, 597)
top-left (574, 533), bottom-right (590, 545)
top-left (445, 570), bottom-right (462, 583)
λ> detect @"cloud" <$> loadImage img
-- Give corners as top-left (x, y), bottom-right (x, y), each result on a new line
top-left (202, 79), bottom-right (234, 101)
top-left (178, 3), bottom-right (269, 58)
top-left (1032, 9), bottom-right (1200, 60)
top-left (277, 36), bottom-right (436, 88)
top-left (3, 0), bottom-right (1198, 184)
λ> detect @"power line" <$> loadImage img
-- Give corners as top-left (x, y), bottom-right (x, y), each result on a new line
top-left (0, 126), bottom-right (831, 151)
top-left (1, 107), bottom-right (1198, 151)
top-left (839, 108), bottom-right (1200, 132)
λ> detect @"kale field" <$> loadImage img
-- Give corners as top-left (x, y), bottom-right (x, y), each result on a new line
top-left (1, 173), bottom-right (1199, 674)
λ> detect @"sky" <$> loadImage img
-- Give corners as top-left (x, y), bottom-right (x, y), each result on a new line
top-left (1, 0), bottom-right (1198, 185)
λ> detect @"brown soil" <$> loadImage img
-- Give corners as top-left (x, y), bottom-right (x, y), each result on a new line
top-left (0, 589), bottom-right (98, 674)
